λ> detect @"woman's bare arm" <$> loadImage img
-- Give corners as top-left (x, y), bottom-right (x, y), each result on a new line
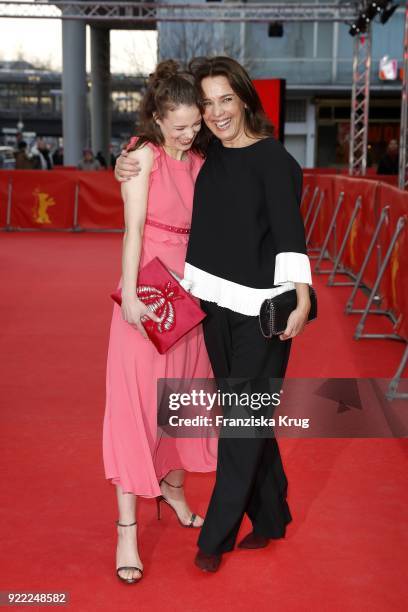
top-left (115, 149), bottom-right (142, 182)
top-left (120, 145), bottom-right (159, 337)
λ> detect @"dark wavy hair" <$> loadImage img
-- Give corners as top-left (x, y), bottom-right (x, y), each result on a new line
top-left (188, 56), bottom-right (274, 147)
top-left (129, 60), bottom-right (207, 157)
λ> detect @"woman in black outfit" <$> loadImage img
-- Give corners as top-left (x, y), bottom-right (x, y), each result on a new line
top-left (115, 56), bottom-right (313, 573)
top-left (184, 57), bottom-right (312, 572)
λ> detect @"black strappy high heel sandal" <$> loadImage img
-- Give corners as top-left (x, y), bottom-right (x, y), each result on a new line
top-left (115, 520), bottom-right (143, 584)
top-left (156, 479), bottom-right (200, 528)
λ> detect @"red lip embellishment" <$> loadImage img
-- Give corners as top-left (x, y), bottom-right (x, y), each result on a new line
top-left (137, 282), bottom-right (183, 333)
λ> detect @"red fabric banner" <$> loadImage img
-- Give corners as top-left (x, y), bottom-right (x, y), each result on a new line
top-left (332, 176), bottom-right (380, 287)
top-left (301, 174), bottom-right (316, 210)
top-left (304, 168), bottom-right (340, 175)
top-left (375, 182), bottom-right (408, 339)
top-left (9, 170), bottom-right (76, 229)
top-left (338, 168), bottom-right (398, 186)
top-left (77, 171), bottom-right (123, 230)
top-left (310, 173), bottom-right (407, 340)
top-left (301, 174), bottom-right (316, 230)
top-left (307, 175), bottom-right (335, 250)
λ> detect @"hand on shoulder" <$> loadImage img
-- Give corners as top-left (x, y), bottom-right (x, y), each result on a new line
top-left (115, 141), bottom-right (153, 182)
top-left (127, 143), bottom-right (154, 175)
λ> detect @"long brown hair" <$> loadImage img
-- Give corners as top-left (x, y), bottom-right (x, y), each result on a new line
top-left (188, 56), bottom-right (274, 146)
top-left (129, 60), bottom-right (207, 157)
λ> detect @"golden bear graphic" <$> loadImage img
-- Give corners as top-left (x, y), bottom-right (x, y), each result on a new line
top-left (32, 188), bottom-right (56, 224)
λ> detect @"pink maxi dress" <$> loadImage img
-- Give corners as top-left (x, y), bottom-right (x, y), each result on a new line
top-left (103, 141), bottom-right (217, 497)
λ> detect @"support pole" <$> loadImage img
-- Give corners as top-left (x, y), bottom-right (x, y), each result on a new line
top-left (314, 191), bottom-right (344, 273)
top-left (386, 345), bottom-right (408, 400)
top-left (349, 29), bottom-right (371, 176)
top-left (345, 205), bottom-right (390, 314)
top-left (62, 17), bottom-right (87, 166)
top-left (6, 176), bottom-right (12, 230)
top-left (304, 186), bottom-right (320, 226)
top-left (306, 190), bottom-right (324, 246)
top-left (398, 2), bottom-right (408, 190)
top-left (90, 26), bottom-right (111, 166)
top-left (300, 184), bottom-right (310, 210)
top-left (327, 195), bottom-right (362, 286)
top-left (355, 216), bottom-right (407, 340)
top-left (73, 182), bottom-right (81, 231)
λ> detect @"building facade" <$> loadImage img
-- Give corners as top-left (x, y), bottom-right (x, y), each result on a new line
top-left (1, 2), bottom-right (404, 169)
top-left (0, 61), bottom-right (146, 155)
top-left (158, 0), bottom-right (405, 169)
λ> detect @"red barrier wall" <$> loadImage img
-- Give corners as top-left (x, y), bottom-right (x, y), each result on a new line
top-left (2, 170), bottom-right (77, 230)
top-left (331, 176), bottom-right (380, 288)
top-left (304, 168), bottom-right (340, 175)
top-left (301, 175), bottom-right (316, 213)
top-left (375, 182), bottom-right (408, 339)
top-left (77, 172), bottom-right (123, 229)
top-left (0, 170), bottom-right (124, 231)
top-left (302, 172), bottom-right (407, 340)
top-left (308, 175), bottom-right (336, 252)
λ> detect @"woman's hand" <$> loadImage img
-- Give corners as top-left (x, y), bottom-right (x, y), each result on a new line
top-left (121, 295), bottom-right (160, 339)
top-left (115, 150), bottom-right (142, 182)
top-left (279, 302), bottom-right (311, 341)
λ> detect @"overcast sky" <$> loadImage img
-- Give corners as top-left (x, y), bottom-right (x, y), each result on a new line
top-left (0, 17), bottom-right (158, 74)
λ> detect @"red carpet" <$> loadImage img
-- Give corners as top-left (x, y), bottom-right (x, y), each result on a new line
top-left (0, 233), bottom-right (407, 611)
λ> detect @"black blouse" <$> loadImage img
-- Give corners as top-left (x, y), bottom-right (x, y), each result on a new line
top-left (181, 137), bottom-right (312, 315)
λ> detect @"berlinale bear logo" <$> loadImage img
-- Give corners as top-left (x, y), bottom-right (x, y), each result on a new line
top-left (32, 188), bottom-right (56, 224)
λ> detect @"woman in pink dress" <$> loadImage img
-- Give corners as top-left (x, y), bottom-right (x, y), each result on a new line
top-left (102, 60), bottom-right (217, 584)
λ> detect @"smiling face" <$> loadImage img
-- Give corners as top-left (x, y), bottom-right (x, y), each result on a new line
top-left (155, 104), bottom-right (202, 151)
top-left (200, 75), bottom-right (247, 145)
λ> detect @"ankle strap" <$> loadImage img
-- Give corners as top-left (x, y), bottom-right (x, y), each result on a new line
top-left (161, 478), bottom-right (183, 489)
top-left (116, 520), bottom-right (137, 527)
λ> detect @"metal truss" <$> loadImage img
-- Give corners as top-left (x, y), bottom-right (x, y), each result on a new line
top-left (0, 2), bottom-right (359, 23)
top-left (348, 28), bottom-right (371, 176)
top-left (398, 2), bottom-right (408, 190)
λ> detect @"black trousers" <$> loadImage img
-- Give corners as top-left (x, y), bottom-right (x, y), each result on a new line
top-left (198, 300), bottom-right (293, 555)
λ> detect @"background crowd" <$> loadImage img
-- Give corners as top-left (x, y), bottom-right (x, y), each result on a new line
top-left (0, 134), bottom-right (399, 176)
top-left (5, 136), bottom-right (119, 171)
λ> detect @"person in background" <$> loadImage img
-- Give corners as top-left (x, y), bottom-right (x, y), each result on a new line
top-left (31, 138), bottom-right (53, 170)
top-left (77, 149), bottom-right (101, 171)
top-left (96, 150), bottom-right (108, 169)
top-left (377, 138), bottom-right (399, 175)
top-left (14, 141), bottom-right (35, 170)
top-left (52, 146), bottom-right (64, 166)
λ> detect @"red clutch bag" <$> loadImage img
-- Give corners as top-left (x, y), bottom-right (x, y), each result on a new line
top-left (110, 257), bottom-right (206, 354)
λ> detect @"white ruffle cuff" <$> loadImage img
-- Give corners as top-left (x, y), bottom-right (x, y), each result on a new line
top-left (181, 263), bottom-right (297, 316)
top-left (274, 252), bottom-right (312, 286)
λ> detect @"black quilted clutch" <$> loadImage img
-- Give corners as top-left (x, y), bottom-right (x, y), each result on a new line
top-left (259, 286), bottom-right (317, 338)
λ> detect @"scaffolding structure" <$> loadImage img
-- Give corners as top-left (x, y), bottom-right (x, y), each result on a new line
top-left (2, 2), bottom-right (403, 181)
top-left (0, 2), bottom-right (358, 22)
top-left (349, 30), bottom-right (372, 176)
